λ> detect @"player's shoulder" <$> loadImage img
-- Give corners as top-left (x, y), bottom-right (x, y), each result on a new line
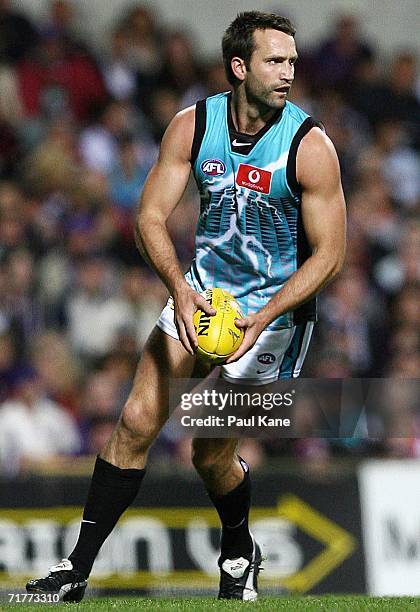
top-left (163, 93), bottom-right (229, 160)
top-left (284, 101), bottom-right (331, 152)
top-left (299, 123), bottom-right (337, 159)
top-left (297, 125), bottom-right (340, 188)
top-left (169, 104), bottom-right (196, 132)
top-left (160, 105), bottom-right (196, 159)
top-left (283, 103), bottom-right (331, 151)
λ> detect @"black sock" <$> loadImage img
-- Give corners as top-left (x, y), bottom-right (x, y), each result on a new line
top-left (68, 456), bottom-right (145, 578)
top-left (208, 457), bottom-right (253, 559)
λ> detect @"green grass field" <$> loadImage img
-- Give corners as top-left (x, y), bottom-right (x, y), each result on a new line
top-left (1, 597), bottom-right (420, 611)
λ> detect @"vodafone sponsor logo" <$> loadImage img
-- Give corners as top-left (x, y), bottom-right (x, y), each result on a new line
top-left (236, 163), bottom-right (272, 194)
top-left (201, 159), bottom-right (226, 176)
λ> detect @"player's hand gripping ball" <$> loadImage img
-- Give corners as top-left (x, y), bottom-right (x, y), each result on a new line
top-left (193, 288), bottom-right (244, 364)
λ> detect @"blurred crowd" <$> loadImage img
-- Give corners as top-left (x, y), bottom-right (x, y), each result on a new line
top-left (0, 2), bottom-right (418, 475)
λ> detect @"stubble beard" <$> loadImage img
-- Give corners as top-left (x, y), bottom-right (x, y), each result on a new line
top-left (245, 78), bottom-right (287, 112)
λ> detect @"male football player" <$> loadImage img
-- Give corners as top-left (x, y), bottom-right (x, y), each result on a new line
top-left (27, 11), bottom-right (345, 601)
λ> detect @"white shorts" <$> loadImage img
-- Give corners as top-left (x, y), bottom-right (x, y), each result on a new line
top-left (156, 299), bottom-right (314, 385)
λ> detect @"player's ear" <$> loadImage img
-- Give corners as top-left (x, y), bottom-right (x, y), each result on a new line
top-left (231, 56), bottom-right (247, 82)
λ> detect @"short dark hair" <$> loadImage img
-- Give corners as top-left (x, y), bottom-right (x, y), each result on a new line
top-left (222, 11), bottom-right (296, 85)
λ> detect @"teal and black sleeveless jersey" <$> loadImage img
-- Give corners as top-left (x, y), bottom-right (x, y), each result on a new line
top-left (188, 91), bottom-right (321, 330)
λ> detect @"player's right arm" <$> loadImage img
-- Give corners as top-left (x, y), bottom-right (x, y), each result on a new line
top-left (135, 107), bottom-right (215, 354)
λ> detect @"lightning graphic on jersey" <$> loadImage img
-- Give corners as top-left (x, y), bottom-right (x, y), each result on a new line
top-left (200, 172), bottom-right (235, 220)
top-left (196, 151), bottom-right (290, 284)
top-left (196, 213), bottom-right (273, 281)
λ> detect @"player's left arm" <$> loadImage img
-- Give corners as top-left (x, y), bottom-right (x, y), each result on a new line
top-left (226, 128), bottom-right (346, 363)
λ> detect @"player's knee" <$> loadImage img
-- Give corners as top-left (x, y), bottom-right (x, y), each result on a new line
top-left (120, 400), bottom-right (161, 451)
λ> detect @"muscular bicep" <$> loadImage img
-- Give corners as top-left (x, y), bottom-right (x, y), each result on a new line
top-left (297, 128), bottom-right (346, 269)
top-left (138, 106), bottom-right (195, 224)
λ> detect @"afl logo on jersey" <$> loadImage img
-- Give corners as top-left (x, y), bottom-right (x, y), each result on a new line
top-left (236, 163), bottom-right (272, 194)
top-left (201, 159), bottom-right (226, 176)
top-left (258, 353), bottom-right (276, 365)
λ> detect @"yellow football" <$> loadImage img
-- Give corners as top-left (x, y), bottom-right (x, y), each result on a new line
top-left (193, 288), bottom-right (244, 364)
